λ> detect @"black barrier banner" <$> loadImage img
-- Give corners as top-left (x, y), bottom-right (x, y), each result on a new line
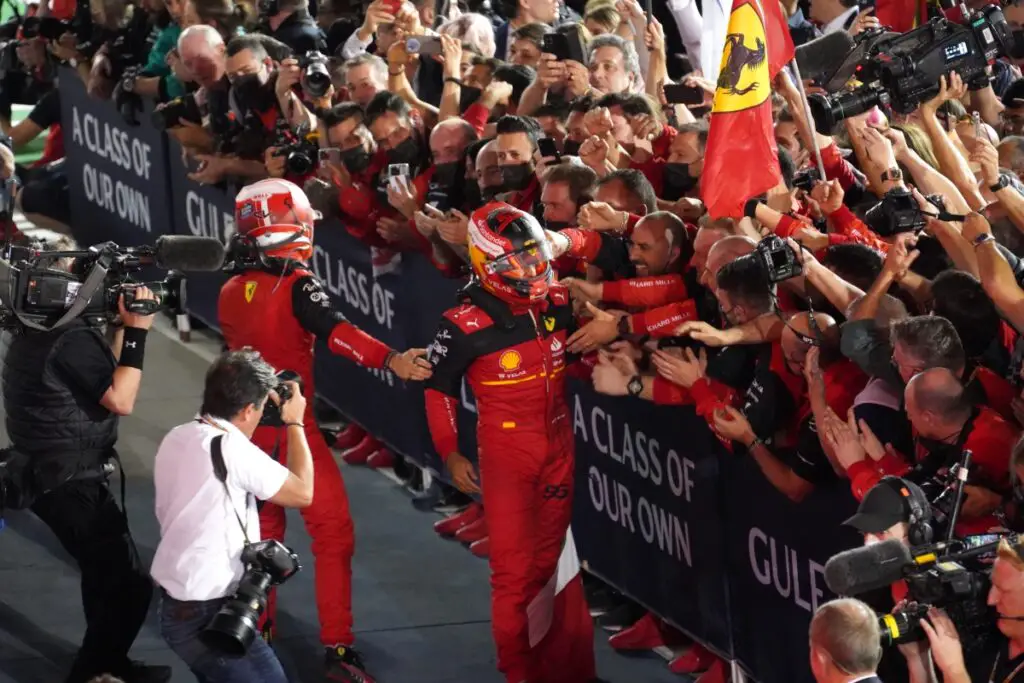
top-left (723, 458), bottom-right (860, 683)
top-left (311, 223), bottom-right (460, 469)
top-left (569, 378), bottom-right (733, 657)
top-left (60, 66), bottom-right (172, 247)
top-left (166, 139), bottom-right (234, 328)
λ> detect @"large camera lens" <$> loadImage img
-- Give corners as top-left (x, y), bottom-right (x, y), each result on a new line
top-left (303, 62), bottom-right (331, 99)
top-left (808, 88), bottom-right (888, 133)
top-left (200, 570), bottom-right (273, 655)
top-left (113, 272), bottom-right (186, 315)
top-left (286, 150), bottom-right (315, 176)
top-left (879, 605), bottom-right (929, 647)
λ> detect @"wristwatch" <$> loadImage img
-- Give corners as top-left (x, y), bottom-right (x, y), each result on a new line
top-left (990, 174), bottom-right (1011, 193)
top-left (627, 375), bottom-right (643, 397)
top-left (617, 315), bottom-right (631, 338)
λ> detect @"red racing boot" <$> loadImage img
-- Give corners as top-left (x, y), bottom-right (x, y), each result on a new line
top-left (366, 448), bottom-right (395, 469)
top-left (341, 434), bottom-right (382, 466)
top-left (454, 516), bottom-right (488, 545)
top-left (434, 502), bottom-right (483, 538)
top-left (469, 536), bottom-right (490, 558)
top-left (669, 643), bottom-right (717, 674)
top-left (333, 423), bottom-right (366, 451)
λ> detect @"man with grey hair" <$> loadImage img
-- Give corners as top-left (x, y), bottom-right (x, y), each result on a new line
top-left (809, 598), bottom-right (882, 683)
top-left (343, 54), bottom-right (388, 108)
top-left (588, 34), bottom-right (641, 96)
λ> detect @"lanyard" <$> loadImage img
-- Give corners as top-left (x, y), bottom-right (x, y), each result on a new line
top-left (195, 417), bottom-right (252, 544)
top-left (990, 652), bottom-right (1024, 683)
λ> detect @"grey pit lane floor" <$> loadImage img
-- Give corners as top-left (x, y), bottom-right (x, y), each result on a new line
top-left (0, 318), bottom-right (688, 683)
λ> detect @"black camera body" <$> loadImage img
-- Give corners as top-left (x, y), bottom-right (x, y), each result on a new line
top-left (864, 187), bottom-right (947, 238)
top-left (272, 123), bottom-right (319, 176)
top-left (809, 6), bottom-right (1024, 130)
top-left (151, 93), bottom-right (202, 130)
top-left (0, 241), bottom-right (187, 331)
top-left (755, 234), bottom-right (803, 284)
top-left (259, 370), bottom-right (303, 427)
top-left (201, 539), bottom-right (301, 655)
top-left (298, 50), bottom-right (331, 99)
top-left (792, 167), bottom-right (822, 193)
top-left (113, 65), bottom-right (144, 127)
top-left (880, 559), bottom-right (997, 655)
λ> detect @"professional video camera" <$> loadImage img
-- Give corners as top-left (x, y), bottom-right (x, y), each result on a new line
top-left (808, 4), bottom-right (1024, 131)
top-left (258, 370), bottom-right (303, 427)
top-left (201, 538), bottom-right (301, 654)
top-left (271, 122), bottom-right (319, 176)
top-left (0, 236), bottom-right (226, 331)
top-left (298, 50), bottom-right (331, 99)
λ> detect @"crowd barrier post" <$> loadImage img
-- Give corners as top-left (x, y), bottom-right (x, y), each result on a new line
top-left (57, 80), bottom-right (871, 683)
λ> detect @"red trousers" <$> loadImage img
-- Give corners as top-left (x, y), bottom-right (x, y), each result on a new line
top-left (254, 419), bottom-right (355, 647)
top-left (480, 438), bottom-right (595, 683)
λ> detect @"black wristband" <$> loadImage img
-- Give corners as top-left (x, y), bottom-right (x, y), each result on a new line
top-left (383, 350), bottom-right (396, 371)
top-left (119, 327), bottom-right (148, 369)
top-left (743, 198), bottom-right (762, 219)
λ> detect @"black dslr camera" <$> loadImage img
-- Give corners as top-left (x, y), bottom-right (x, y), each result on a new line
top-left (298, 51), bottom-right (331, 99)
top-left (271, 123), bottom-right (319, 176)
top-left (753, 234), bottom-right (803, 284)
top-left (259, 370), bottom-right (303, 427)
top-left (863, 187), bottom-right (947, 237)
top-left (201, 539), bottom-right (301, 654)
top-left (808, 4), bottom-right (1024, 130)
top-left (151, 93), bottom-right (202, 130)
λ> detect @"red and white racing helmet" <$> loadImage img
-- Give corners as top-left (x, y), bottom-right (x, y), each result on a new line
top-left (234, 178), bottom-right (321, 261)
top-left (467, 201), bottom-right (553, 305)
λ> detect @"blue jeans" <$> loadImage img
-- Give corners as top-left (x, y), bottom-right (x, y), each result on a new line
top-left (159, 590), bottom-right (289, 683)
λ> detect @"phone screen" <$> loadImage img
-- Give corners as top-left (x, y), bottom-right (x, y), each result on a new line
top-left (541, 34), bottom-right (570, 62)
top-left (538, 138), bottom-right (561, 161)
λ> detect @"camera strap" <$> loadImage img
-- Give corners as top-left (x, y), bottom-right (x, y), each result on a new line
top-left (210, 434), bottom-right (253, 546)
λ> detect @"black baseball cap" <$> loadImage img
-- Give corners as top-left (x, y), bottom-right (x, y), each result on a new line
top-left (1002, 79), bottom-right (1024, 109)
top-left (843, 481), bottom-right (909, 534)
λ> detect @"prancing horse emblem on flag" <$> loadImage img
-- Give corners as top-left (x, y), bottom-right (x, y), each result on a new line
top-left (713, 2), bottom-right (770, 114)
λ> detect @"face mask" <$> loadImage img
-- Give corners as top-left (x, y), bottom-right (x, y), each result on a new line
top-left (388, 134), bottom-right (421, 166)
top-left (500, 163), bottom-right (534, 192)
top-left (431, 161), bottom-right (463, 188)
top-left (562, 139), bottom-right (582, 157)
top-left (426, 162), bottom-right (465, 211)
top-left (663, 163), bottom-right (697, 201)
top-left (462, 182), bottom-right (484, 212)
top-left (459, 85), bottom-right (482, 113)
top-left (545, 220), bottom-right (570, 231)
top-left (340, 145), bottom-right (371, 174)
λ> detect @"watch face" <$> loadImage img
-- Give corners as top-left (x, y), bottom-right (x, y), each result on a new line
top-left (628, 377), bottom-right (643, 395)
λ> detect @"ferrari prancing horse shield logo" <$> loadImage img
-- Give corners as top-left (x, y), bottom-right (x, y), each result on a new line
top-left (244, 281), bottom-right (258, 303)
top-left (713, 2), bottom-right (770, 114)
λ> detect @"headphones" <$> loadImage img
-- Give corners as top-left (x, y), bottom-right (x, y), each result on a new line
top-left (880, 476), bottom-right (934, 546)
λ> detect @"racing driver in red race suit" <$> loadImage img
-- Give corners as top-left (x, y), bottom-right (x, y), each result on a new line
top-left (219, 178), bottom-right (432, 683)
top-left (423, 201), bottom-right (597, 683)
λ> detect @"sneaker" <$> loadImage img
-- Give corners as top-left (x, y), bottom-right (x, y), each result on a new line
top-left (607, 612), bottom-right (664, 651)
top-left (114, 661), bottom-right (172, 683)
top-left (366, 448), bottom-right (395, 469)
top-left (454, 516), bottom-right (488, 545)
top-left (325, 645), bottom-right (376, 683)
top-left (694, 658), bottom-right (727, 683)
top-left (469, 536), bottom-right (490, 558)
top-left (669, 644), bottom-right (716, 674)
top-left (333, 423), bottom-right (367, 450)
top-left (431, 488), bottom-right (473, 514)
top-left (341, 434), bottom-right (381, 466)
top-left (434, 502), bottom-right (483, 537)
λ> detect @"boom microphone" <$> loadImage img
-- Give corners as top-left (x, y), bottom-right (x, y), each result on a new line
top-left (824, 539), bottom-right (912, 596)
top-left (795, 31), bottom-right (856, 86)
top-left (152, 235), bottom-right (226, 272)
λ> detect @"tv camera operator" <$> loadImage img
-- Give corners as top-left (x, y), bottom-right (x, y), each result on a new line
top-left (0, 237), bottom-right (172, 683)
top-left (151, 349), bottom-right (311, 683)
top-left (218, 177), bottom-right (431, 683)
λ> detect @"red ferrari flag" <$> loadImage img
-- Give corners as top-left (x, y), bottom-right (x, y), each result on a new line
top-left (701, 0), bottom-right (793, 219)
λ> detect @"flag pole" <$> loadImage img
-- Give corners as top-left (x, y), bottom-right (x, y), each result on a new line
top-left (786, 58), bottom-right (826, 180)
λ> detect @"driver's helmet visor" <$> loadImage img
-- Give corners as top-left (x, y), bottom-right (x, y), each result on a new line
top-left (483, 241), bottom-right (554, 278)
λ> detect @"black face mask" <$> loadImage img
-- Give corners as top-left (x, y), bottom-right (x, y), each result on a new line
top-left (340, 145), bottom-right (371, 174)
top-left (425, 161), bottom-right (465, 212)
top-left (459, 85), bottom-right (482, 113)
top-left (462, 182), bottom-right (484, 212)
top-left (545, 220), bottom-right (570, 231)
top-left (500, 163), bottom-right (534, 192)
top-left (431, 161), bottom-right (463, 188)
top-left (233, 72), bottom-right (275, 112)
top-left (663, 163), bottom-right (697, 201)
top-left (563, 139), bottom-right (582, 157)
top-left (388, 133), bottom-right (421, 167)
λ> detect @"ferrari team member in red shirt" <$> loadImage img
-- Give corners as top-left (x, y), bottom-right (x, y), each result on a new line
top-left (423, 202), bottom-right (596, 683)
top-left (218, 178), bottom-right (431, 683)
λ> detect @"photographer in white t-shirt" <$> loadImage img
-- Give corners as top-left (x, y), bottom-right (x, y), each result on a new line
top-left (150, 349), bottom-right (314, 683)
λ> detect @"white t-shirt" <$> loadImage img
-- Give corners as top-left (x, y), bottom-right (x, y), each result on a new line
top-left (151, 416), bottom-right (289, 602)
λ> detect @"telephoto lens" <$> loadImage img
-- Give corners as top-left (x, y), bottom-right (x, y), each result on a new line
top-left (879, 604), bottom-right (930, 647)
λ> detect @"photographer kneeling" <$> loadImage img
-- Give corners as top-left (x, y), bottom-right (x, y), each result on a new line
top-left (151, 349), bottom-right (313, 683)
top-left (1, 263), bottom-right (165, 682)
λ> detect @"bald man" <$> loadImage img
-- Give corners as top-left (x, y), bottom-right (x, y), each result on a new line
top-left (809, 599), bottom-right (882, 683)
top-left (844, 367), bottom-right (1018, 532)
top-left (178, 25), bottom-right (226, 90)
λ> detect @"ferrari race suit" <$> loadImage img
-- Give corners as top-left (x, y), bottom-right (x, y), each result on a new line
top-left (219, 264), bottom-right (393, 647)
top-left (423, 282), bottom-right (596, 683)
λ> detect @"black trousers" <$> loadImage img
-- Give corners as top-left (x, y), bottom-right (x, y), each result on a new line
top-left (30, 479), bottom-right (153, 683)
